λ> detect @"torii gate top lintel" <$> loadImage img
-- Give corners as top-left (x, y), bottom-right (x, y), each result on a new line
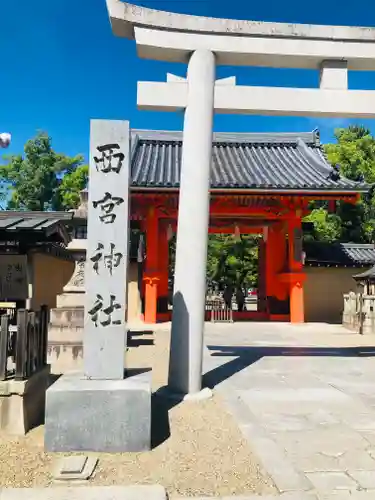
top-left (106, 0), bottom-right (375, 43)
top-left (106, 0), bottom-right (375, 70)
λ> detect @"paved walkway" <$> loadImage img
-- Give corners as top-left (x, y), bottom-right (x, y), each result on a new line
top-left (203, 322), bottom-right (375, 498)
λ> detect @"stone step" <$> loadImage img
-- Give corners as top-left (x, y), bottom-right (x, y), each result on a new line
top-left (0, 485), bottom-right (166, 500)
top-left (56, 293), bottom-right (85, 309)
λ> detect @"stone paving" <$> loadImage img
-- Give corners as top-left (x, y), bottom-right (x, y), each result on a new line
top-left (203, 322), bottom-right (375, 498)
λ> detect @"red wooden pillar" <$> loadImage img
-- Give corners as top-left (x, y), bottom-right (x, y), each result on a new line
top-left (287, 215), bottom-right (305, 324)
top-left (271, 224), bottom-right (288, 301)
top-left (143, 208), bottom-right (159, 324)
top-left (257, 237), bottom-right (267, 313)
top-left (265, 224), bottom-right (289, 315)
top-left (158, 223), bottom-right (169, 314)
top-left (265, 227), bottom-right (274, 300)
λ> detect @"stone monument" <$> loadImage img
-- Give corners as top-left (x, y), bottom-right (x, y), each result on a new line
top-left (45, 120), bottom-right (151, 452)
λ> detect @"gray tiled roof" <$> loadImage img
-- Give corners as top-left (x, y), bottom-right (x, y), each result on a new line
top-left (130, 130), bottom-right (369, 193)
top-left (0, 216), bottom-right (71, 245)
top-left (342, 243), bottom-right (375, 265)
top-left (304, 241), bottom-right (375, 267)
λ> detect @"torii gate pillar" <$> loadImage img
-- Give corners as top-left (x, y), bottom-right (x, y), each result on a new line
top-left (168, 49), bottom-right (215, 395)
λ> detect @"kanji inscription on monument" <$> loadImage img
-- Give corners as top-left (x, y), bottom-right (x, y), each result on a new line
top-left (90, 242), bottom-right (123, 275)
top-left (94, 143), bottom-right (125, 174)
top-left (84, 120), bottom-right (130, 380)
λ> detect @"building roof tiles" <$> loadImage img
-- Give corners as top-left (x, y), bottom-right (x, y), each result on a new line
top-left (130, 129), bottom-right (368, 193)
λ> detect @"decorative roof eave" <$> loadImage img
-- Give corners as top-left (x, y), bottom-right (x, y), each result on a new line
top-left (131, 129), bottom-right (321, 146)
top-left (130, 186), bottom-right (367, 196)
top-left (304, 260), bottom-right (368, 269)
top-left (0, 211), bottom-right (73, 220)
top-left (305, 261), bottom-right (371, 268)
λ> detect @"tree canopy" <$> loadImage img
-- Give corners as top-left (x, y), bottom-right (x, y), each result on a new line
top-left (304, 126), bottom-right (375, 243)
top-left (207, 234), bottom-right (259, 289)
top-left (0, 132), bottom-right (88, 211)
top-left (168, 233), bottom-right (259, 291)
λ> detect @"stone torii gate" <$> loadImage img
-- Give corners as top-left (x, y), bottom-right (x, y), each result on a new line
top-left (106, 0), bottom-right (375, 397)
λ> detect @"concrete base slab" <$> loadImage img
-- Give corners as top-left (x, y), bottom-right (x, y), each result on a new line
top-left (0, 485), bottom-right (167, 500)
top-left (44, 370), bottom-right (151, 452)
top-left (52, 455), bottom-right (98, 481)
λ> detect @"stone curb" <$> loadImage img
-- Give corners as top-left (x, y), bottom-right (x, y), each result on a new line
top-left (0, 485), bottom-right (167, 500)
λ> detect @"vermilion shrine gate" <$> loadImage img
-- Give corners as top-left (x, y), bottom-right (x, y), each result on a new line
top-left (130, 129), bottom-right (365, 325)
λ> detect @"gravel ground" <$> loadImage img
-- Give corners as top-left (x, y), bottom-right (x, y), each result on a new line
top-left (0, 329), bottom-right (276, 497)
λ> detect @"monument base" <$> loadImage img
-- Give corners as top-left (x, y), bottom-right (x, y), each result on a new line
top-left (0, 366), bottom-right (51, 435)
top-left (44, 370), bottom-right (151, 452)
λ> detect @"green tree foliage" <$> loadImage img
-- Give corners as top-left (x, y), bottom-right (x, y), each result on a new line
top-left (304, 207), bottom-right (342, 242)
top-left (0, 132), bottom-right (88, 211)
top-left (207, 234), bottom-right (259, 289)
top-left (324, 125), bottom-right (375, 243)
top-left (325, 126), bottom-right (375, 183)
top-left (57, 164), bottom-right (89, 210)
top-left (305, 126), bottom-right (375, 243)
top-left (168, 233), bottom-right (259, 290)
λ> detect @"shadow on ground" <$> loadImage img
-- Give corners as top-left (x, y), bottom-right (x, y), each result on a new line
top-left (203, 344), bottom-right (375, 389)
top-left (151, 388), bottom-right (184, 449)
top-left (127, 329), bottom-right (184, 449)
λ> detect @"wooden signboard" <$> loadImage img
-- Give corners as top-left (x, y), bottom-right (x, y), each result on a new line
top-left (0, 255), bottom-right (28, 300)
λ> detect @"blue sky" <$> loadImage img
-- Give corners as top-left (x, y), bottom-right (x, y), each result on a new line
top-left (1, 0), bottom-right (375, 162)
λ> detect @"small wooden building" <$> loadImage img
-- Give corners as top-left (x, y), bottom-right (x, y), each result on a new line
top-left (0, 212), bottom-right (74, 315)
